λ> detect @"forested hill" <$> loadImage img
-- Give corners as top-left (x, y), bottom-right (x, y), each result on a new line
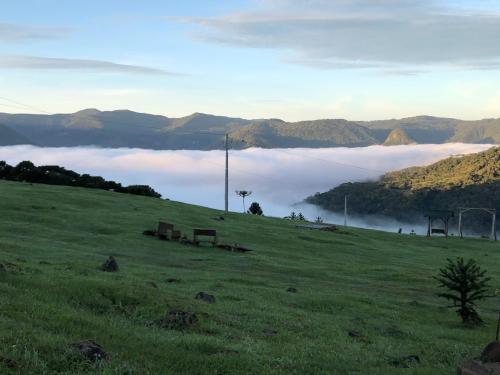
top-left (306, 147), bottom-right (500, 232)
top-left (0, 109), bottom-right (498, 150)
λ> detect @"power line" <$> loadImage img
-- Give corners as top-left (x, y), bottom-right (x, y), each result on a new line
top-left (271, 147), bottom-right (386, 174)
top-left (0, 96), bottom-right (53, 115)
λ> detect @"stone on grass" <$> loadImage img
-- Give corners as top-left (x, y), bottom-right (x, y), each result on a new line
top-left (388, 355), bottom-right (420, 368)
top-left (481, 341), bottom-right (500, 363)
top-left (348, 331), bottom-right (363, 339)
top-left (0, 264), bottom-right (6, 273)
top-left (166, 278), bottom-right (180, 283)
top-left (70, 340), bottom-right (108, 361)
top-left (195, 292), bottom-right (216, 304)
top-left (158, 310), bottom-right (198, 330)
top-left (0, 356), bottom-right (17, 369)
top-left (286, 287), bottom-right (298, 293)
top-left (459, 360), bottom-right (500, 375)
top-left (263, 328), bottom-right (278, 336)
top-left (101, 256), bottom-right (119, 272)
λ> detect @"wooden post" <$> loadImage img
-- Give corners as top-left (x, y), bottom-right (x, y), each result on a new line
top-left (427, 217), bottom-right (431, 237)
top-left (491, 211), bottom-right (497, 241)
top-left (344, 195), bottom-right (348, 227)
top-left (458, 210), bottom-right (463, 239)
top-left (496, 311), bottom-right (500, 341)
top-left (225, 134), bottom-right (229, 213)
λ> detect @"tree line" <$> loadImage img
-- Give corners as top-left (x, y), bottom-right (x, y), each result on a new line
top-left (0, 160), bottom-right (161, 198)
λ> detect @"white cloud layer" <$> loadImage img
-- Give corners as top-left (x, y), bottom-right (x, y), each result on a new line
top-left (0, 143), bottom-right (493, 233)
top-left (0, 55), bottom-right (177, 75)
top-left (0, 22), bottom-right (70, 42)
top-left (185, 0), bottom-right (500, 72)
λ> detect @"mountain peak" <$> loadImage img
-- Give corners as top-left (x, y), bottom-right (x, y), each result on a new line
top-left (383, 127), bottom-right (416, 146)
top-left (74, 108), bottom-right (101, 116)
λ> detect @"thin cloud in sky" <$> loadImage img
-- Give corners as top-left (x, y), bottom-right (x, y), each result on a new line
top-left (0, 22), bottom-right (71, 42)
top-left (184, 0), bottom-right (500, 72)
top-left (0, 55), bottom-right (182, 75)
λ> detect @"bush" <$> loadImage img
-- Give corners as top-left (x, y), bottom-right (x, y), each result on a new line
top-left (248, 202), bottom-right (263, 215)
top-left (434, 257), bottom-right (491, 325)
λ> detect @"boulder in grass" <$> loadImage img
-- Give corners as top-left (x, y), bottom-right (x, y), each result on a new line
top-left (348, 331), bottom-right (363, 339)
top-left (459, 360), bottom-right (500, 375)
top-left (481, 341), bottom-right (500, 363)
top-left (158, 310), bottom-right (198, 330)
top-left (195, 292), bottom-right (216, 304)
top-left (287, 287), bottom-right (298, 293)
top-left (0, 356), bottom-right (17, 369)
top-left (101, 256), bottom-right (119, 272)
top-left (388, 355), bottom-right (420, 368)
top-left (70, 340), bottom-right (108, 361)
top-left (263, 328), bottom-right (278, 336)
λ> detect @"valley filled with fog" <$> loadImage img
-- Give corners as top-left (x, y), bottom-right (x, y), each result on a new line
top-left (0, 143), bottom-right (493, 234)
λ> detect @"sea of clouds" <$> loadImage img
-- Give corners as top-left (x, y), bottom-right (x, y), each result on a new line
top-left (0, 143), bottom-right (494, 234)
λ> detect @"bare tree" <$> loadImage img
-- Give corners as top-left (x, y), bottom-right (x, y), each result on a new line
top-left (235, 190), bottom-right (252, 212)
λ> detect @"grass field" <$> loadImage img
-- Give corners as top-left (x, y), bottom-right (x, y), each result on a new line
top-left (0, 180), bottom-right (498, 374)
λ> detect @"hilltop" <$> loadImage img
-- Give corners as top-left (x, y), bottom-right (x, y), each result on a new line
top-left (0, 179), bottom-right (499, 373)
top-left (307, 147), bottom-right (500, 232)
top-left (0, 109), bottom-right (498, 150)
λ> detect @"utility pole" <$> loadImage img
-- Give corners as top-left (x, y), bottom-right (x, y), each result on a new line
top-left (225, 133), bottom-right (229, 213)
top-left (344, 195), bottom-right (348, 227)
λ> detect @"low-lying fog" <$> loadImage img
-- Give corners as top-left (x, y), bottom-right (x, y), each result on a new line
top-left (0, 143), bottom-right (494, 234)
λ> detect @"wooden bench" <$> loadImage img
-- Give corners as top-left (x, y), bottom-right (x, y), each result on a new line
top-left (193, 229), bottom-right (217, 247)
top-left (431, 228), bottom-right (446, 235)
top-left (157, 221), bottom-right (174, 240)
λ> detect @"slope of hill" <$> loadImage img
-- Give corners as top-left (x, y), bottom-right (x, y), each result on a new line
top-left (230, 119), bottom-right (379, 148)
top-left (307, 147), bottom-right (500, 231)
top-left (451, 118), bottom-right (500, 144)
top-left (0, 110), bottom-right (498, 149)
top-left (362, 116), bottom-right (461, 144)
top-left (0, 180), bottom-right (498, 374)
top-left (0, 123), bottom-right (31, 145)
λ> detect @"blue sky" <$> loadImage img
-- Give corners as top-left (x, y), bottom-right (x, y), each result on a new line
top-left (1, 0), bottom-right (500, 121)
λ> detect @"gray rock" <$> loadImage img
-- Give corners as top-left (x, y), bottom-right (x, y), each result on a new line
top-left (195, 292), bottom-right (216, 304)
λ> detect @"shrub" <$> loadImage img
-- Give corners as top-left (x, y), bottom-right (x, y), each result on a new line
top-left (434, 257), bottom-right (491, 325)
top-left (248, 202), bottom-right (263, 215)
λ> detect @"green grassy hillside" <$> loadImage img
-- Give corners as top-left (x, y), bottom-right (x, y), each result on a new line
top-left (0, 180), bottom-right (499, 374)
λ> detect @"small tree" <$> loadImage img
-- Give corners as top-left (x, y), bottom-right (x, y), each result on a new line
top-left (286, 211), bottom-right (297, 220)
top-left (297, 212), bottom-right (306, 221)
top-left (235, 190), bottom-right (252, 213)
top-left (434, 257), bottom-right (491, 325)
top-left (248, 202), bottom-right (263, 215)
top-left (315, 216), bottom-right (323, 223)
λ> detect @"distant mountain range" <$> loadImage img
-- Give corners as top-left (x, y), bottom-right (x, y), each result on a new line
top-left (0, 109), bottom-right (499, 149)
top-left (306, 147), bottom-right (500, 232)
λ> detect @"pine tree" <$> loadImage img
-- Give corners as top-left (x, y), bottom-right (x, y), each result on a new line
top-left (434, 257), bottom-right (491, 325)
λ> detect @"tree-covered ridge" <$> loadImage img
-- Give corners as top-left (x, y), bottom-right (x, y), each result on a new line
top-left (306, 147), bottom-right (500, 231)
top-left (383, 146), bottom-right (499, 190)
top-left (0, 109), bottom-right (498, 150)
top-left (0, 160), bottom-right (161, 198)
